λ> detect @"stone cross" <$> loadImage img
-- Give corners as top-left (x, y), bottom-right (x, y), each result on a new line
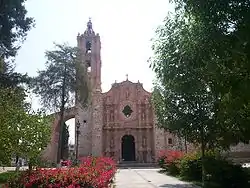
top-left (126, 74), bottom-right (128, 80)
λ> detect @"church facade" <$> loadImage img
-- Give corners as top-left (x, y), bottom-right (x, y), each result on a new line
top-left (73, 19), bottom-right (187, 163)
top-left (43, 19), bottom-right (186, 163)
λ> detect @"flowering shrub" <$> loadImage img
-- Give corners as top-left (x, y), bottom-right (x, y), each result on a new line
top-left (158, 150), bottom-right (184, 166)
top-left (159, 150), bottom-right (250, 188)
top-left (61, 160), bottom-right (72, 167)
top-left (4, 156), bottom-right (117, 188)
top-left (158, 150), bottom-right (184, 175)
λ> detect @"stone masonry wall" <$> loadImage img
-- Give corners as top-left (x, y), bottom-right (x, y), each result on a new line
top-left (76, 105), bottom-right (92, 157)
top-left (91, 90), bottom-right (103, 156)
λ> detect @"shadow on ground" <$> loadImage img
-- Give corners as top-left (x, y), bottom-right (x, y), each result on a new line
top-left (159, 184), bottom-right (199, 188)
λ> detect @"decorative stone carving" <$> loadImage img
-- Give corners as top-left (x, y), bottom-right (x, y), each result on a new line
top-left (110, 137), bottom-right (114, 148)
top-left (126, 89), bottom-right (129, 99)
top-left (142, 137), bottom-right (147, 147)
top-left (142, 111), bottom-right (145, 121)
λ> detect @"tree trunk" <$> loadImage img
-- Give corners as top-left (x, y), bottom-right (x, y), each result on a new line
top-left (56, 64), bottom-right (67, 164)
top-left (184, 129), bottom-right (188, 153)
top-left (15, 155), bottom-right (20, 172)
top-left (200, 125), bottom-right (206, 188)
top-left (28, 163), bottom-right (32, 172)
top-left (184, 134), bottom-right (188, 153)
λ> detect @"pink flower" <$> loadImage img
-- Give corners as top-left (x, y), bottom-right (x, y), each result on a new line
top-left (7, 156), bottom-right (116, 188)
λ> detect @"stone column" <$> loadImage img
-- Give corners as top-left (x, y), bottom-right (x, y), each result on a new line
top-left (77, 106), bottom-right (92, 157)
top-left (153, 117), bottom-right (165, 160)
top-left (114, 128), bottom-right (119, 161)
top-left (114, 108), bottom-right (117, 122)
top-left (145, 104), bottom-right (149, 123)
top-left (146, 128), bottom-right (151, 163)
top-left (106, 130), bottom-right (110, 154)
top-left (110, 132), bottom-right (114, 155)
top-left (91, 91), bottom-right (103, 156)
top-left (117, 132), bottom-right (121, 162)
top-left (106, 109), bottom-right (109, 124)
top-left (145, 105), bottom-right (151, 162)
top-left (137, 102), bottom-right (142, 162)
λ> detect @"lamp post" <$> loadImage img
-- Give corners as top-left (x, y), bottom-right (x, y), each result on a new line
top-left (75, 121), bottom-right (81, 162)
top-left (75, 120), bottom-right (87, 163)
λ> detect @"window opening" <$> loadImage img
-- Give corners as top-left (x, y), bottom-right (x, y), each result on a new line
top-left (122, 105), bottom-right (133, 117)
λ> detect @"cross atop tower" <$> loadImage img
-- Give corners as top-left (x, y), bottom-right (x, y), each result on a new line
top-left (84, 17), bottom-right (95, 35)
top-left (87, 17), bottom-right (92, 29)
top-left (126, 74), bottom-right (128, 80)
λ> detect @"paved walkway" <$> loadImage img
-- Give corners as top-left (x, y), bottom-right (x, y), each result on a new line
top-left (115, 168), bottom-right (199, 188)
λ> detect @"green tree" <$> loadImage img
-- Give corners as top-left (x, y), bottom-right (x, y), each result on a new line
top-left (31, 43), bottom-right (89, 163)
top-left (0, 0), bottom-right (33, 87)
top-left (171, 0), bottom-right (250, 143)
top-left (0, 87), bottom-right (51, 168)
top-left (0, 0), bottom-right (34, 59)
top-left (151, 1), bottom-right (250, 186)
top-left (16, 110), bottom-right (51, 170)
top-left (0, 59), bottom-right (30, 88)
top-left (0, 0), bottom-right (50, 170)
top-left (61, 123), bottom-right (69, 160)
top-left (0, 87), bottom-right (24, 165)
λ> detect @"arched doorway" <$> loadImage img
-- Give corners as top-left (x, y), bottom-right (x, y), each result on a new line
top-left (65, 118), bottom-right (76, 160)
top-left (121, 135), bottom-right (135, 161)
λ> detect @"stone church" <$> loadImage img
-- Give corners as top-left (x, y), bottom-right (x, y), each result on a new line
top-left (43, 19), bottom-right (186, 163)
top-left (43, 19), bottom-right (250, 164)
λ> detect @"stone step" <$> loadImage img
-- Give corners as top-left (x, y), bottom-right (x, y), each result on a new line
top-left (117, 162), bottom-right (159, 168)
top-left (229, 158), bottom-right (250, 164)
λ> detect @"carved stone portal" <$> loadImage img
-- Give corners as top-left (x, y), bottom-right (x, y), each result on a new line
top-left (102, 79), bottom-right (158, 163)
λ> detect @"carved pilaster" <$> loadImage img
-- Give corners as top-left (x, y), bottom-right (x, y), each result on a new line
top-left (114, 108), bottom-right (117, 122)
top-left (146, 104), bottom-right (149, 123)
top-left (146, 128), bottom-right (151, 148)
top-left (106, 131), bottom-right (110, 152)
top-left (106, 108), bottom-right (109, 123)
top-left (146, 128), bottom-right (151, 163)
top-left (110, 133), bottom-right (115, 150)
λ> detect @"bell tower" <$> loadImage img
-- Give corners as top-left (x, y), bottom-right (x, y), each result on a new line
top-left (77, 18), bottom-right (101, 91)
top-left (76, 19), bottom-right (103, 157)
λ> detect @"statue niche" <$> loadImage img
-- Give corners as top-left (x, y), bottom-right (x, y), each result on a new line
top-left (125, 89), bottom-right (129, 99)
top-left (110, 137), bottom-right (114, 148)
top-left (109, 110), bottom-right (114, 122)
top-left (142, 137), bottom-right (147, 148)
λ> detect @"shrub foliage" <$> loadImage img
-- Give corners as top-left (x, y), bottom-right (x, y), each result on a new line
top-left (158, 150), bottom-right (249, 188)
top-left (4, 156), bottom-right (116, 188)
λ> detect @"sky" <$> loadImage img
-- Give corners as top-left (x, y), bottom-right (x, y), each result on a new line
top-left (15, 0), bottom-right (174, 144)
